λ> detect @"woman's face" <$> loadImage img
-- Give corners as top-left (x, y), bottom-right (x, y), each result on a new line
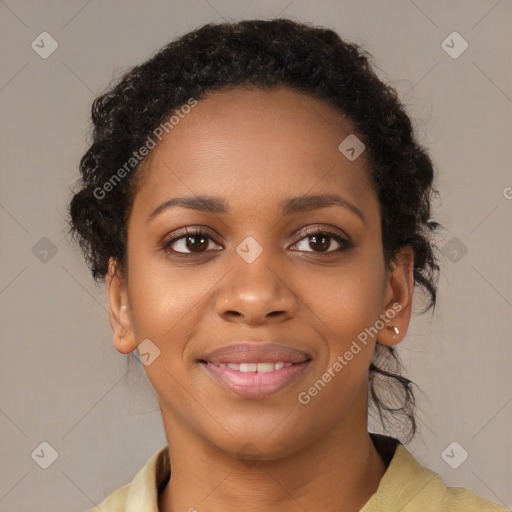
top-left (107, 86), bottom-right (413, 459)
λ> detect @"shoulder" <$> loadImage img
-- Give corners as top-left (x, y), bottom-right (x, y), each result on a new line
top-left (439, 486), bottom-right (509, 511)
top-left (363, 435), bottom-right (508, 512)
top-left (394, 460), bottom-right (509, 511)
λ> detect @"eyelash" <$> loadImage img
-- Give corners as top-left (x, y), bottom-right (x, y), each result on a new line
top-left (161, 226), bottom-right (352, 258)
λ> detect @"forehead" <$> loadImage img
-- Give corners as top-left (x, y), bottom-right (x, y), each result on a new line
top-left (132, 86), bottom-right (376, 218)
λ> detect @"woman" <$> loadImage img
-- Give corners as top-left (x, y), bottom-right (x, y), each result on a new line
top-left (68, 18), bottom-right (507, 512)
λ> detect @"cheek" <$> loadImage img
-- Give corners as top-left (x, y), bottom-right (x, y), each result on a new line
top-left (306, 261), bottom-right (385, 333)
top-left (299, 258), bottom-right (385, 384)
top-left (297, 270), bottom-right (381, 421)
top-left (126, 247), bottom-right (205, 337)
top-left (125, 252), bottom-right (226, 391)
top-left (125, 260), bottom-right (202, 414)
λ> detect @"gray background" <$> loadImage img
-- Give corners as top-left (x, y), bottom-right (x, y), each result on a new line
top-left (1, 0), bottom-right (511, 510)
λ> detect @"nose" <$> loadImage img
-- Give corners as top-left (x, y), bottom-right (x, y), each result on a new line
top-left (214, 250), bottom-right (298, 325)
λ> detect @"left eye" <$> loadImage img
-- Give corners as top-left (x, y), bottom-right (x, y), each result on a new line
top-left (291, 229), bottom-right (349, 253)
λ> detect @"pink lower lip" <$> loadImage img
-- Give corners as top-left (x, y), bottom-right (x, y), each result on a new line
top-left (201, 360), bottom-right (311, 399)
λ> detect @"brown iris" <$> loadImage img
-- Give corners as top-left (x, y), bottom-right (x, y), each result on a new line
top-left (186, 235), bottom-right (208, 252)
top-left (309, 234), bottom-right (330, 252)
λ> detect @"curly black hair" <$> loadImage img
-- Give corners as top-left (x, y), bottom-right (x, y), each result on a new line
top-left (67, 18), bottom-right (441, 442)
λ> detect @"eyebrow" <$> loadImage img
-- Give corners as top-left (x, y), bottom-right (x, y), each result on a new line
top-left (148, 193), bottom-right (365, 224)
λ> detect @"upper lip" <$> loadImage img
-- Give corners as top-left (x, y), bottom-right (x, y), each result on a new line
top-left (201, 342), bottom-right (312, 364)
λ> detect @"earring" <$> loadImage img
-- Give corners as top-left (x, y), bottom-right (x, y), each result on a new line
top-left (388, 326), bottom-right (400, 338)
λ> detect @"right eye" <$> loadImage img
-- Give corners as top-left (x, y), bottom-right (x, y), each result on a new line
top-left (162, 228), bottom-right (223, 256)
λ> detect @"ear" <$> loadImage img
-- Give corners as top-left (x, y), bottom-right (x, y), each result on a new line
top-left (106, 257), bottom-right (138, 354)
top-left (377, 245), bottom-right (415, 347)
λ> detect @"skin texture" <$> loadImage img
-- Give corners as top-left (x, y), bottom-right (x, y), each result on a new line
top-left (106, 86), bottom-right (415, 512)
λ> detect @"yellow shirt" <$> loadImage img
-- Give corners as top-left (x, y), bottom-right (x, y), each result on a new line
top-left (90, 434), bottom-right (508, 511)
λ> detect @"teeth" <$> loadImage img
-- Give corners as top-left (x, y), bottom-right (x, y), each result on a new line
top-left (255, 362), bottom-right (275, 373)
top-left (219, 361), bottom-right (295, 372)
top-left (240, 363), bottom-right (257, 372)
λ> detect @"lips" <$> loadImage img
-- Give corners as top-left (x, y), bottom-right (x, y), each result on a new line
top-left (199, 342), bottom-right (312, 399)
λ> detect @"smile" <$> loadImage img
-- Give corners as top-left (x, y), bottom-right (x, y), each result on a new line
top-left (200, 359), bottom-right (311, 399)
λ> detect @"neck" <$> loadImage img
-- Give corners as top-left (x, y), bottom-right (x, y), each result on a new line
top-left (158, 417), bottom-right (387, 512)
